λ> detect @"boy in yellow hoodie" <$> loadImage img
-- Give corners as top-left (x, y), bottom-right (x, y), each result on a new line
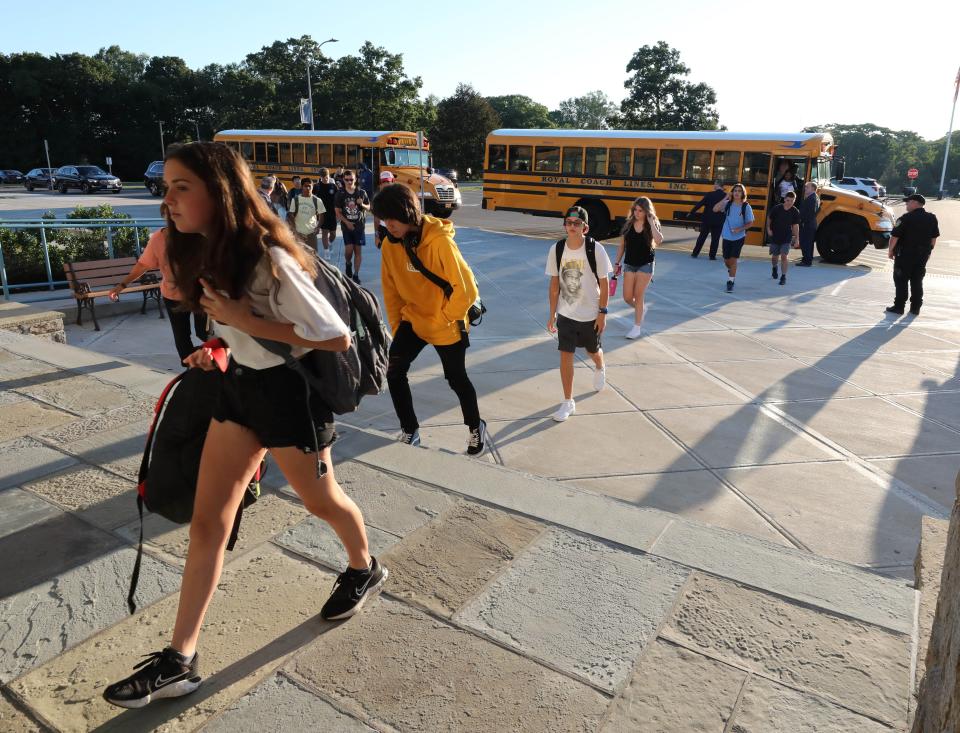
top-left (373, 183), bottom-right (486, 455)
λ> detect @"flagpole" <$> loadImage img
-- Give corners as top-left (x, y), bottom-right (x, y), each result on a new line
top-left (938, 65), bottom-right (959, 199)
top-left (306, 63), bottom-right (315, 131)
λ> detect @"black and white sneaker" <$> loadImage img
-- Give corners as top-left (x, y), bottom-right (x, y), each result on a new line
top-left (399, 429), bottom-right (421, 446)
top-left (467, 419), bottom-right (487, 456)
top-left (102, 647), bottom-right (201, 709)
top-left (772, 266), bottom-right (779, 279)
top-left (320, 557), bottom-right (388, 621)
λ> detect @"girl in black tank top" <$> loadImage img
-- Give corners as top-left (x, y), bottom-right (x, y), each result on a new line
top-left (614, 196), bottom-right (663, 339)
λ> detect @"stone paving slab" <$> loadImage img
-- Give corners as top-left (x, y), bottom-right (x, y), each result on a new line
top-left (888, 349), bottom-right (960, 376)
top-left (274, 515), bottom-right (400, 570)
top-left (744, 327), bottom-right (859, 357)
top-left (829, 325), bottom-right (960, 354)
top-left (0, 400), bottom-right (76, 443)
top-left (870, 454), bottom-right (960, 512)
top-left (726, 677), bottom-right (894, 732)
top-left (10, 546), bottom-right (335, 732)
top-left (600, 638), bottom-right (747, 733)
top-left (38, 399), bottom-right (153, 447)
top-left (0, 488), bottom-right (61, 539)
top-left (382, 501), bottom-right (543, 618)
top-left (656, 330), bottom-right (784, 362)
top-left (570, 471), bottom-right (791, 545)
top-left (456, 529), bottom-right (688, 691)
top-left (661, 574), bottom-right (911, 727)
top-left (717, 462), bottom-right (925, 567)
top-left (0, 437), bottom-right (77, 492)
top-left (1, 545), bottom-right (180, 684)
top-left (703, 358), bottom-right (872, 402)
top-left (290, 598), bottom-right (610, 733)
top-left (45, 419), bottom-right (150, 480)
top-left (780, 397), bottom-right (960, 458)
top-left (23, 466), bottom-right (139, 531)
top-left (204, 673), bottom-right (375, 732)
top-left (410, 336), bottom-right (577, 375)
top-left (649, 403), bottom-right (842, 468)
top-left (606, 362), bottom-right (747, 409)
top-left (891, 391), bottom-right (960, 432)
top-left (14, 374), bottom-right (140, 417)
top-left (810, 353), bottom-right (960, 395)
top-left (0, 695), bottom-right (42, 733)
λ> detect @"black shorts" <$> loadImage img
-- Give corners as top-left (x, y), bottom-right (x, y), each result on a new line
top-left (556, 313), bottom-right (601, 354)
top-left (320, 212), bottom-right (337, 232)
top-left (722, 237), bottom-right (746, 259)
top-left (213, 359), bottom-right (336, 452)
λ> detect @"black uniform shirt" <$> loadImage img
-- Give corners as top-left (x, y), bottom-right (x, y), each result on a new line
top-left (891, 208), bottom-right (940, 255)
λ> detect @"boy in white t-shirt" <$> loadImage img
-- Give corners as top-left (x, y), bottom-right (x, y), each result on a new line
top-left (286, 178), bottom-right (325, 252)
top-left (545, 206), bottom-right (612, 421)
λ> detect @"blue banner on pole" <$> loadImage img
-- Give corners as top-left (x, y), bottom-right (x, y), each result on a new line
top-left (299, 98), bottom-right (312, 125)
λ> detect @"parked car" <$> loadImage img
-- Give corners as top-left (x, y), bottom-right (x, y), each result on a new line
top-left (830, 176), bottom-right (885, 199)
top-left (144, 160), bottom-right (164, 196)
top-left (52, 165), bottom-right (122, 194)
top-left (435, 167), bottom-right (459, 184)
top-left (23, 168), bottom-right (55, 191)
top-left (1, 170), bottom-right (24, 184)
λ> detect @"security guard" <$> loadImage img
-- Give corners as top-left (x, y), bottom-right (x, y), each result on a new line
top-left (886, 193), bottom-right (939, 316)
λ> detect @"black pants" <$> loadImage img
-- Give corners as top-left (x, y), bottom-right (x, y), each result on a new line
top-left (163, 297), bottom-right (208, 362)
top-left (799, 222), bottom-right (816, 264)
top-left (692, 222), bottom-right (722, 258)
top-left (387, 321), bottom-right (481, 433)
top-left (893, 250), bottom-right (931, 311)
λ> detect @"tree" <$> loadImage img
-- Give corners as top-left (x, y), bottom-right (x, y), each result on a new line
top-left (430, 84), bottom-right (500, 174)
top-left (550, 91), bottom-right (617, 129)
top-left (485, 95), bottom-right (554, 129)
top-left (617, 41), bottom-right (719, 130)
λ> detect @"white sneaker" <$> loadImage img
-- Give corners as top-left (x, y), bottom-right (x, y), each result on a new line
top-left (551, 399), bottom-right (576, 422)
top-left (593, 366), bottom-right (606, 391)
top-left (626, 324), bottom-right (644, 339)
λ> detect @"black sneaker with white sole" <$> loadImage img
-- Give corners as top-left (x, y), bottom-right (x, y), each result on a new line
top-left (467, 419), bottom-right (487, 456)
top-left (399, 429), bottom-right (421, 446)
top-left (320, 557), bottom-right (388, 621)
top-left (103, 647), bottom-right (201, 709)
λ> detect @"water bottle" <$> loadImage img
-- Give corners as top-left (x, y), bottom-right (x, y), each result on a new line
top-left (609, 263), bottom-right (621, 297)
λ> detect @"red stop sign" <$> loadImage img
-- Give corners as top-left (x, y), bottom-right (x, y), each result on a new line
top-left (907, 168), bottom-right (919, 179)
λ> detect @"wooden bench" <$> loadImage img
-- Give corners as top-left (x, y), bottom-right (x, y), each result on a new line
top-left (63, 257), bottom-right (165, 331)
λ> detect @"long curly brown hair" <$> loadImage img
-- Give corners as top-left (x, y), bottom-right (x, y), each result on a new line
top-left (164, 142), bottom-right (316, 311)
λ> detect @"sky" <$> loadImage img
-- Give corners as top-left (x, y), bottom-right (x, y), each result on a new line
top-left (5, 0), bottom-right (959, 140)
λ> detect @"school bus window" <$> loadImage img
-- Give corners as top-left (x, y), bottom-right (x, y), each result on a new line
top-left (254, 142), bottom-right (266, 163)
top-left (562, 147), bottom-right (583, 175)
top-left (714, 151), bottom-right (740, 182)
top-left (534, 146), bottom-right (560, 172)
top-left (584, 147), bottom-right (607, 176)
top-left (279, 143), bottom-right (292, 164)
top-left (333, 145), bottom-right (346, 166)
top-left (742, 152), bottom-right (771, 186)
top-left (658, 149), bottom-right (683, 178)
top-left (318, 144), bottom-right (332, 166)
top-left (509, 145), bottom-right (532, 171)
top-left (239, 142), bottom-right (253, 161)
top-left (608, 148), bottom-right (630, 177)
top-left (305, 144), bottom-right (317, 164)
top-left (266, 143), bottom-right (279, 164)
top-left (632, 149), bottom-right (656, 178)
top-left (685, 150), bottom-right (712, 180)
top-left (488, 145), bottom-right (506, 170)
top-left (347, 145), bottom-right (359, 168)
top-left (291, 144), bottom-right (305, 165)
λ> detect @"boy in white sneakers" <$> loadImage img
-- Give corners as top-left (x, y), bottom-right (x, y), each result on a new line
top-left (546, 206), bottom-right (612, 421)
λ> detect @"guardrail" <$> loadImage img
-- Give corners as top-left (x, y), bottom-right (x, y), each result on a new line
top-left (0, 217), bottom-right (165, 299)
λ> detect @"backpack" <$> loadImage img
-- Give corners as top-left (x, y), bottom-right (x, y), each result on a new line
top-left (254, 257), bottom-right (390, 417)
top-left (724, 201), bottom-right (749, 220)
top-left (555, 237), bottom-right (600, 286)
top-left (127, 345), bottom-right (264, 613)
top-left (401, 229), bottom-right (486, 328)
top-left (291, 194), bottom-right (322, 219)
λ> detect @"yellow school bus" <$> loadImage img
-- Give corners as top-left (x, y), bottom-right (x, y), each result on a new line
top-left (482, 129), bottom-right (895, 264)
top-left (214, 129), bottom-right (462, 217)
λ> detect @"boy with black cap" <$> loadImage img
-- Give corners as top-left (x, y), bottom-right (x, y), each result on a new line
top-left (545, 206), bottom-right (613, 422)
top-left (886, 194), bottom-right (939, 316)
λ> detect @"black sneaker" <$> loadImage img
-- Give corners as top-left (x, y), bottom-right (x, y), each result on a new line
top-left (779, 274), bottom-right (786, 286)
top-left (772, 266), bottom-right (779, 279)
top-left (321, 557), bottom-right (388, 621)
top-left (886, 306), bottom-right (905, 315)
top-left (399, 429), bottom-right (421, 446)
top-left (103, 647), bottom-right (200, 709)
top-left (467, 419), bottom-right (487, 456)
top-left (726, 280), bottom-right (734, 292)
top-left (352, 273), bottom-right (361, 284)
top-left (909, 307), bottom-right (921, 316)
top-left (345, 264), bottom-right (353, 278)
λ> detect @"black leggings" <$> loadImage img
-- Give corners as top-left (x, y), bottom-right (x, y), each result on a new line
top-left (163, 297), bottom-right (208, 362)
top-left (386, 321), bottom-right (481, 433)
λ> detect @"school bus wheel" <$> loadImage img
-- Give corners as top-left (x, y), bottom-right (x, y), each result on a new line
top-left (577, 200), bottom-right (612, 240)
top-left (815, 218), bottom-right (868, 265)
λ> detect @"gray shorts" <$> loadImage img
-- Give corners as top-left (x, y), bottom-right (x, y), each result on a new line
top-left (769, 242), bottom-right (792, 256)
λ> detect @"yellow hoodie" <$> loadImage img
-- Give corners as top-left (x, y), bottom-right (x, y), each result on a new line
top-left (380, 215), bottom-right (479, 346)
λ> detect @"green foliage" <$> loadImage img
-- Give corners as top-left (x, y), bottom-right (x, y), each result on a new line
top-left (616, 42), bottom-right (719, 130)
top-left (550, 91), bottom-right (618, 129)
top-left (485, 95), bottom-right (555, 129)
top-left (430, 84), bottom-right (500, 175)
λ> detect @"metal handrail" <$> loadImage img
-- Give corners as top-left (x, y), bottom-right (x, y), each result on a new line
top-left (0, 217), bottom-right (165, 299)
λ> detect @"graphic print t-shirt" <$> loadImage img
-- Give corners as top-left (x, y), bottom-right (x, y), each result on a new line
top-left (291, 194), bottom-right (325, 234)
top-left (545, 240), bottom-right (613, 322)
top-left (334, 189), bottom-right (369, 223)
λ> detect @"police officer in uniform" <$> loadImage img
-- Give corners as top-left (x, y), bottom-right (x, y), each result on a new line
top-left (886, 193), bottom-right (939, 316)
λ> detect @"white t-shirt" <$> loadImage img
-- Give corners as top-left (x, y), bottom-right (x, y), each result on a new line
top-left (779, 178), bottom-right (795, 198)
top-left (290, 195), bottom-right (325, 234)
top-left (545, 239), bottom-right (612, 322)
top-left (213, 246), bottom-right (348, 369)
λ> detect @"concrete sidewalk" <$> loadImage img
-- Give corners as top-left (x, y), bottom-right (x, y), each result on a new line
top-left (2, 227), bottom-right (959, 731)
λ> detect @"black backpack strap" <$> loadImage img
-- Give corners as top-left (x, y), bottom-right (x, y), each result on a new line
top-left (742, 202), bottom-right (748, 219)
top-left (554, 239), bottom-right (565, 273)
top-left (404, 228), bottom-right (453, 298)
top-left (585, 238), bottom-right (600, 286)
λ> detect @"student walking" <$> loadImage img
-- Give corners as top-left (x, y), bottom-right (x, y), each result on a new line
top-left (766, 191), bottom-right (800, 285)
top-left (689, 181), bottom-right (727, 259)
top-left (286, 177), bottom-right (325, 253)
top-left (335, 170), bottom-right (370, 283)
top-left (102, 142), bottom-right (386, 710)
top-left (886, 193), bottom-right (940, 316)
top-left (315, 168), bottom-right (339, 259)
top-left (714, 183), bottom-right (755, 292)
top-left (373, 170), bottom-right (396, 248)
top-left (797, 181), bottom-right (820, 266)
top-left (546, 206), bottom-right (612, 422)
top-left (374, 183), bottom-right (487, 455)
top-left (614, 197), bottom-right (662, 339)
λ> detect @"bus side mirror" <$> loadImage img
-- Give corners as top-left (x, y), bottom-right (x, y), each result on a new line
top-left (832, 158), bottom-right (845, 181)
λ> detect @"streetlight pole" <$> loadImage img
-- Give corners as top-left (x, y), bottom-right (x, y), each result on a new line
top-left (193, 119), bottom-right (201, 142)
top-left (159, 121), bottom-right (166, 158)
top-left (306, 37), bottom-right (338, 131)
top-left (937, 65), bottom-right (959, 199)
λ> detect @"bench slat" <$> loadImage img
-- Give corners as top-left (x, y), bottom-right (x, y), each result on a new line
top-left (68, 257), bottom-right (139, 272)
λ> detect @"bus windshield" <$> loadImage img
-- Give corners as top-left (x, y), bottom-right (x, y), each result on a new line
top-left (383, 148), bottom-right (430, 168)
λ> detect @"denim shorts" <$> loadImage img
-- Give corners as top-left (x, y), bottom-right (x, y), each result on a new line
top-left (623, 262), bottom-right (654, 274)
top-left (722, 238), bottom-right (746, 259)
top-left (768, 242), bottom-right (792, 256)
